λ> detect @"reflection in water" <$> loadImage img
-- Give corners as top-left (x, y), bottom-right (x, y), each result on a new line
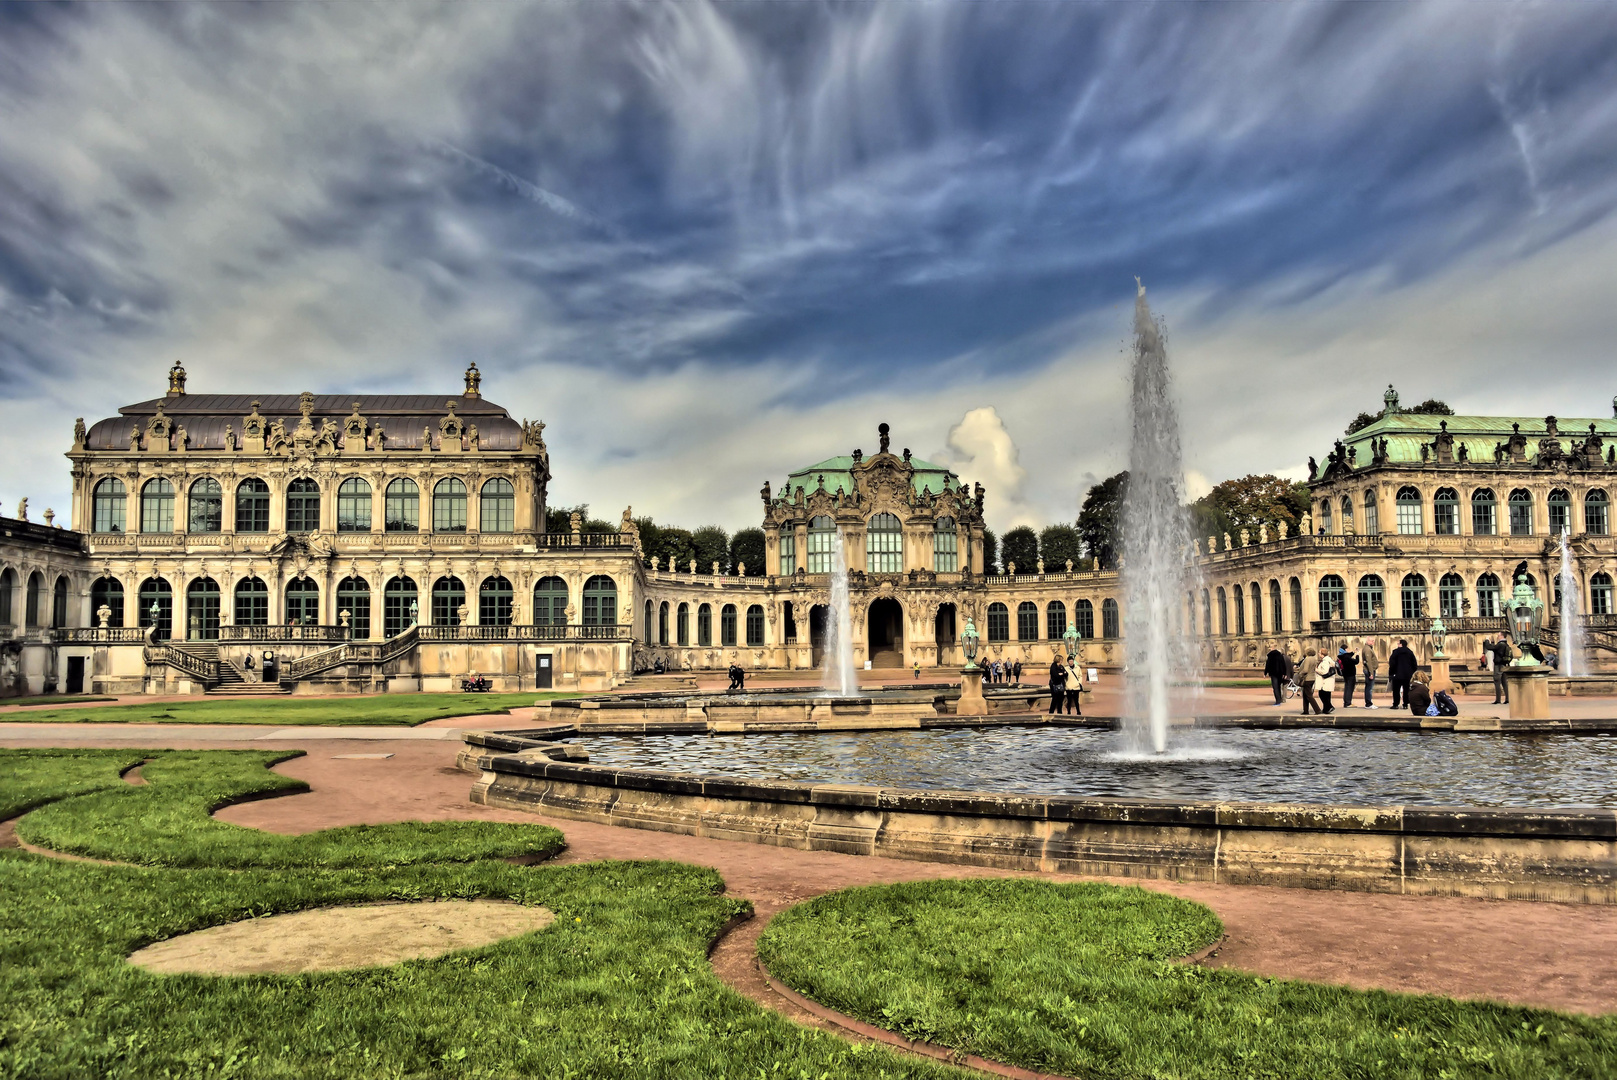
top-left (581, 727), bottom-right (1617, 809)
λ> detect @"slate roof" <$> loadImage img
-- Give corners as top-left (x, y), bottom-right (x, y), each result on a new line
top-left (1341, 412), bottom-right (1617, 466)
top-left (783, 454), bottom-right (960, 499)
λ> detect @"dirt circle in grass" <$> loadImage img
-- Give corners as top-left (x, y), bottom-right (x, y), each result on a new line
top-left (128, 900), bottom-right (555, 975)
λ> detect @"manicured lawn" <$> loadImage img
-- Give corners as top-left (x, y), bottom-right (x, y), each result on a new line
top-left (6, 691), bottom-right (578, 726)
top-left (759, 879), bottom-right (1616, 1079)
top-left (0, 695), bottom-right (118, 708)
top-left (0, 749), bottom-right (963, 1079)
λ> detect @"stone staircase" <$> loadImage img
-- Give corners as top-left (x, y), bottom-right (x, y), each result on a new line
top-left (182, 644), bottom-right (290, 696)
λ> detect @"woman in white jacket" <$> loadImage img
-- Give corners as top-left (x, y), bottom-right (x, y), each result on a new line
top-left (1315, 652), bottom-right (1337, 714)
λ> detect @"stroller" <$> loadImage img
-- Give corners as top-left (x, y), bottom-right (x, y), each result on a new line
top-left (1282, 673), bottom-right (1303, 700)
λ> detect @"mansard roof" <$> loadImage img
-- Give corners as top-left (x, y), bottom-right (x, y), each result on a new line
top-left (784, 454), bottom-right (959, 499)
top-left (1343, 411), bottom-right (1617, 467)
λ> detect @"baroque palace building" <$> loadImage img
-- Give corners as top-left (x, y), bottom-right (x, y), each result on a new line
top-left (0, 369), bottom-right (1613, 697)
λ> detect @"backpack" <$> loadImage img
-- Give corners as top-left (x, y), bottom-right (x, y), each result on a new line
top-left (1434, 690), bottom-right (1458, 717)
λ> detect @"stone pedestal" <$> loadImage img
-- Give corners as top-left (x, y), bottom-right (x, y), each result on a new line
top-left (1506, 667), bottom-right (1551, 720)
top-left (957, 666), bottom-right (987, 716)
top-left (1427, 657), bottom-right (1453, 693)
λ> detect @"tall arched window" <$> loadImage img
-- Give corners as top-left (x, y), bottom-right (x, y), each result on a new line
top-left (138, 577), bottom-right (172, 641)
top-left (1470, 488), bottom-right (1495, 536)
top-left (745, 604), bottom-right (765, 646)
top-left (1075, 598), bottom-right (1094, 639)
top-left (1591, 572), bottom-right (1613, 616)
top-left (92, 477), bottom-right (126, 533)
top-left (286, 479), bottom-right (320, 533)
top-left (383, 576), bottom-right (418, 636)
top-left (385, 479), bottom-right (419, 532)
top-left (1289, 578), bottom-right (1303, 629)
top-left (698, 603), bottom-right (713, 646)
top-left (778, 531), bottom-right (796, 576)
top-left (188, 478), bottom-right (223, 533)
top-left (1200, 590), bottom-right (1211, 636)
top-left (52, 575), bottom-right (69, 630)
top-left (582, 575), bottom-right (617, 626)
top-left (644, 600), bottom-right (655, 642)
top-left (1339, 496), bottom-right (1354, 534)
top-left (1433, 488), bottom-right (1458, 535)
top-left (1549, 489), bottom-right (1571, 534)
top-left (658, 601), bottom-right (669, 645)
top-left (92, 576), bottom-right (124, 627)
top-left (1017, 601), bottom-right (1039, 640)
top-left (533, 577), bottom-right (567, 626)
top-left (866, 513), bottom-right (903, 574)
top-left (1046, 601), bottom-right (1067, 640)
top-left (1317, 575), bottom-right (1345, 621)
top-left (141, 478), bottom-right (175, 533)
top-left (1357, 574), bottom-right (1384, 620)
top-left (22, 572), bottom-right (42, 627)
top-left (1400, 573), bottom-right (1428, 620)
top-left (1249, 583), bottom-right (1263, 634)
top-left (1438, 572), bottom-right (1464, 618)
top-left (1320, 501), bottom-right (1333, 535)
top-left (480, 478), bottom-right (515, 533)
top-left (433, 478), bottom-right (467, 533)
top-left (1101, 599), bottom-right (1120, 638)
top-left (0, 568), bottom-right (16, 626)
top-left (1269, 580), bottom-right (1282, 632)
top-left (1363, 490), bottom-right (1379, 535)
top-left (337, 478), bottom-right (372, 532)
top-left (1233, 587), bottom-right (1246, 634)
top-left (933, 516), bottom-right (958, 572)
top-left (235, 478), bottom-right (270, 533)
top-left (676, 602), bottom-right (690, 646)
top-left (285, 578), bottom-right (320, 626)
top-left (234, 577), bottom-right (268, 627)
top-left (431, 576), bottom-right (465, 626)
top-left (337, 576), bottom-right (370, 639)
top-left (1475, 572), bottom-right (1501, 617)
top-left (721, 604), bottom-right (737, 646)
top-left (1587, 490), bottom-right (1610, 535)
top-left (479, 576), bottom-right (513, 627)
top-left (185, 577), bottom-right (220, 640)
top-left (806, 516), bottom-right (836, 573)
top-left (987, 602), bottom-right (1009, 642)
top-left (1216, 587), bottom-right (1228, 634)
top-left (1508, 489), bottom-right (1533, 536)
top-left (1396, 487), bottom-right (1423, 535)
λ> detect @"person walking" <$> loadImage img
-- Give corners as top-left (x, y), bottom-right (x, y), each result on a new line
top-left (1315, 650), bottom-right (1337, 714)
top-left (1360, 639), bottom-right (1378, 708)
top-left (1491, 634), bottom-right (1513, 704)
top-left (1299, 648), bottom-right (1320, 715)
top-left (1387, 638), bottom-right (1418, 709)
top-left (1047, 658), bottom-right (1067, 715)
top-left (913, 660), bottom-right (921, 680)
top-left (1337, 643), bottom-right (1358, 708)
top-left (1264, 645), bottom-right (1287, 705)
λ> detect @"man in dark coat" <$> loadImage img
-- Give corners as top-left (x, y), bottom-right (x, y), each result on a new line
top-left (1337, 644), bottom-right (1359, 709)
top-left (1047, 659), bottom-right (1067, 715)
top-left (1263, 646), bottom-right (1288, 705)
top-left (1492, 634), bottom-right (1513, 704)
top-left (1387, 638), bottom-right (1419, 709)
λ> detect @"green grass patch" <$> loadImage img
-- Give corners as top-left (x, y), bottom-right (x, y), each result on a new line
top-left (0, 694), bottom-right (118, 708)
top-left (10, 691), bottom-right (579, 726)
top-left (1203, 679), bottom-right (1273, 688)
top-left (759, 879), bottom-right (1616, 1079)
top-left (0, 749), bottom-right (146, 820)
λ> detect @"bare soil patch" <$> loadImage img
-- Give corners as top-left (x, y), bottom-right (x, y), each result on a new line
top-left (128, 899), bottom-right (555, 975)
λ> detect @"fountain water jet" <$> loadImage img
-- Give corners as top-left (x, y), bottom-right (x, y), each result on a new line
top-left (1559, 530), bottom-right (1585, 677)
top-left (1120, 279), bottom-right (1202, 753)
top-left (823, 528), bottom-right (860, 696)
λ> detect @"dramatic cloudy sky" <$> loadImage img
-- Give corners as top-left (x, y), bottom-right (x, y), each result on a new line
top-left (3, 2), bottom-right (1616, 533)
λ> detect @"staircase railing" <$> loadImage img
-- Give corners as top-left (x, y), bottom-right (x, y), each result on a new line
top-left (282, 625), bottom-right (421, 681)
top-left (143, 644), bottom-right (219, 682)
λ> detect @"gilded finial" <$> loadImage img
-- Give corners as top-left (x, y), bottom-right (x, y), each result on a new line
top-left (167, 361), bottom-right (186, 396)
top-left (464, 361), bottom-right (482, 398)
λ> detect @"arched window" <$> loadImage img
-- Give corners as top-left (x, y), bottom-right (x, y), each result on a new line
top-left (806, 516), bottom-right (836, 574)
top-left (721, 603), bottom-right (737, 646)
top-left (1075, 598), bottom-right (1094, 639)
top-left (1396, 487), bottom-right (1423, 535)
top-left (1046, 601), bottom-right (1067, 640)
top-left (383, 576), bottom-right (418, 636)
top-left (52, 575), bottom-right (69, 630)
top-left (1470, 488), bottom-right (1495, 536)
top-left (141, 478), bottom-right (175, 533)
top-left (286, 479), bottom-right (320, 533)
top-left (1289, 578), bottom-right (1303, 629)
top-left (987, 602), bottom-right (1010, 642)
top-left (677, 602), bottom-right (690, 646)
top-left (1433, 488), bottom-right (1458, 535)
top-left (1101, 599), bottom-right (1120, 638)
top-left (1249, 583), bottom-right (1263, 634)
top-left (1363, 490), bottom-right (1379, 535)
top-left (1400, 573), bottom-right (1428, 620)
top-left (533, 577), bottom-right (567, 626)
top-left (0, 568), bottom-right (14, 626)
top-left (1317, 575), bottom-right (1345, 621)
top-left (337, 478), bottom-right (371, 532)
top-left (92, 576), bottom-right (124, 627)
top-left (235, 478), bottom-right (270, 533)
top-left (1549, 489), bottom-right (1571, 535)
top-left (866, 512), bottom-right (903, 574)
top-left (1216, 587), bottom-right (1229, 635)
top-left (698, 603), bottom-right (713, 646)
top-left (138, 577), bottom-right (172, 641)
top-left (582, 575), bottom-right (617, 626)
top-left (337, 576), bottom-right (370, 639)
top-left (1320, 501), bottom-right (1333, 535)
top-left (1475, 572), bottom-right (1501, 618)
top-left (746, 604), bottom-right (765, 646)
top-left (24, 572), bottom-right (43, 627)
top-left (480, 478), bottom-right (515, 533)
top-left (1439, 573), bottom-right (1464, 618)
top-left (1017, 601), bottom-right (1039, 640)
top-left (778, 531), bottom-right (796, 576)
top-left (1587, 490), bottom-right (1610, 535)
top-left (433, 478), bottom-right (467, 533)
top-left (1591, 572), bottom-right (1613, 616)
top-left (92, 477), bottom-right (126, 533)
top-left (643, 600), bottom-right (655, 641)
top-left (658, 601), bottom-right (669, 645)
top-left (285, 578), bottom-right (320, 626)
top-left (385, 479), bottom-right (419, 532)
top-left (1200, 589), bottom-right (1211, 636)
top-left (1339, 496), bottom-right (1354, 534)
top-left (1357, 574), bottom-right (1384, 621)
top-left (933, 516), bottom-right (958, 572)
top-left (1269, 580), bottom-right (1282, 632)
top-left (234, 577), bottom-right (268, 627)
top-left (185, 577), bottom-right (220, 640)
top-left (1233, 587), bottom-right (1246, 634)
top-left (479, 576), bottom-right (513, 627)
top-left (188, 478), bottom-right (223, 534)
top-left (1509, 489), bottom-right (1533, 536)
top-left (430, 576), bottom-right (465, 626)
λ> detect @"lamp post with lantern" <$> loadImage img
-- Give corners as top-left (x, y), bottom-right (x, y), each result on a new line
top-left (957, 616), bottom-right (987, 716)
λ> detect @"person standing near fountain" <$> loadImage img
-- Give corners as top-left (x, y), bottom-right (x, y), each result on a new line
top-left (1490, 634), bottom-right (1512, 705)
top-left (1047, 657), bottom-right (1067, 715)
top-left (1361, 639), bottom-right (1378, 708)
top-left (1299, 648), bottom-right (1320, 715)
top-left (1388, 638), bottom-right (1418, 709)
top-left (1315, 650), bottom-right (1337, 714)
top-left (1264, 645), bottom-right (1287, 705)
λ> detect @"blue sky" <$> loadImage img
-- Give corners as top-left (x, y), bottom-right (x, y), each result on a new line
top-left (3, 2), bottom-right (1616, 532)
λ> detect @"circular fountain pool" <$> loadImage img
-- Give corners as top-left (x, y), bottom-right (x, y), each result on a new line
top-left (578, 726), bottom-right (1617, 809)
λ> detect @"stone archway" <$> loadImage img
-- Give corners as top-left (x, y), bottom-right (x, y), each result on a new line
top-left (867, 597), bottom-right (904, 668)
top-left (809, 604), bottom-right (829, 668)
top-left (934, 603), bottom-right (957, 666)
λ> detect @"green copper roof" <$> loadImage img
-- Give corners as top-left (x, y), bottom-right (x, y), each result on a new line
top-left (784, 455), bottom-right (960, 498)
top-left (1342, 412), bottom-right (1617, 466)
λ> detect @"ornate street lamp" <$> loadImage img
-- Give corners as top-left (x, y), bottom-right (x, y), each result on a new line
top-left (1062, 623), bottom-right (1080, 663)
top-left (961, 617), bottom-right (981, 671)
top-left (1429, 614), bottom-right (1447, 659)
top-left (1506, 574), bottom-right (1545, 666)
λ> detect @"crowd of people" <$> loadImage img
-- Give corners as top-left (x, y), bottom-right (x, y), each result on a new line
top-left (1261, 636), bottom-right (1500, 718)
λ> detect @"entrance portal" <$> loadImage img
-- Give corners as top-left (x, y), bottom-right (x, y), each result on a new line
top-left (867, 597), bottom-right (904, 668)
top-left (809, 604), bottom-right (829, 668)
top-left (934, 604), bottom-right (957, 666)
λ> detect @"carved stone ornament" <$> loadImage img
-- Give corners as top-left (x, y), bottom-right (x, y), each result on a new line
top-left (440, 400), bottom-right (465, 442)
top-left (343, 402), bottom-right (368, 445)
top-left (242, 401), bottom-right (266, 441)
top-left (146, 404), bottom-right (173, 446)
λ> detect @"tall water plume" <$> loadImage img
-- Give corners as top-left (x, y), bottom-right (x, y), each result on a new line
top-left (1559, 530), bottom-right (1585, 677)
top-left (1120, 279), bottom-right (1201, 753)
top-left (823, 528), bottom-right (860, 696)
